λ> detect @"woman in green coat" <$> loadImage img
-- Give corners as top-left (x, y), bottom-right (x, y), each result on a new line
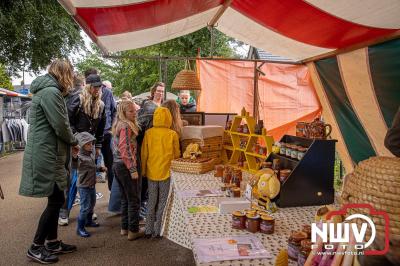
top-left (19, 59), bottom-right (79, 264)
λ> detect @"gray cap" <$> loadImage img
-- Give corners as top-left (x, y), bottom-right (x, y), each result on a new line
top-left (75, 132), bottom-right (96, 147)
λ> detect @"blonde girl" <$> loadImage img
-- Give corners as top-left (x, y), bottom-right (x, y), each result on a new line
top-left (112, 100), bottom-right (144, 240)
top-left (161, 99), bottom-right (183, 137)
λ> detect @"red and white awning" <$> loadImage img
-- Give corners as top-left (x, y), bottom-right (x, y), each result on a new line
top-left (59, 0), bottom-right (400, 61)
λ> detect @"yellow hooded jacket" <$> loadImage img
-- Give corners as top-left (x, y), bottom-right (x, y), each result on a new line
top-left (141, 107), bottom-right (181, 181)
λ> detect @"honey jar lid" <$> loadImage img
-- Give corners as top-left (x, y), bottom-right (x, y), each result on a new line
top-left (291, 231), bottom-right (308, 240)
top-left (232, 211), bottom-right (245, 217)
top-left (232, 187), bottom-right (241, 192)
top-left (261, 215), bottom-right (274, 221)
top-left (246, 213), bottom-right (260, 219)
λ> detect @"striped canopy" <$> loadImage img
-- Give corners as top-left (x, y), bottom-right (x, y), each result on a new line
top-left (59, 0), bottom-right (400, 61)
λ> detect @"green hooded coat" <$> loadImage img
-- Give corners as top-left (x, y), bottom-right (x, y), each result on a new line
top-left (19, 74), bottom-right (77, 197)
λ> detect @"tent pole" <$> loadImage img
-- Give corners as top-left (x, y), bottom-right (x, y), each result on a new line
top-left (253, 62), bottom-right (258, 121)
top-left (104, 54), bottom-right (301, 65)
top-left (208, 0), bottom-right (232, 27)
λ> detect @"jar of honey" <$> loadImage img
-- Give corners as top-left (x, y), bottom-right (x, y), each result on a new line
top-left (288, 231), bottom-right (308, 260)
top-left (280, 143), bottom-right (286, 155)
top-left (290, 145), bottom-right (298, 159)
top-left (233, 169), bottom-right (242, 182)
top-left (214, 165), bottom-right (224, 177)
top-left (260, 215), bottom-right (275, 234)
top-left (245, 213), bottom-right (260, 233)
top-left (297, 239), bottom-right (312, 266)
top-left (223, 168), bottom-right (232, 184)
top-left (302, 224), bottom-right (311, 239)
top-left (285, 144), bottom-right (292, 157)
top-left (232, 211), bottom-right (246, 229)
top-left (232, 187), bottom-right (241, 197)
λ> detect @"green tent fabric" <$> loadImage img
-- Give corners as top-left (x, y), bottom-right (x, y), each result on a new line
top-left (368, 39), bottom-right (400, 128)
top-left (315, 57), bottom-right (377, 164)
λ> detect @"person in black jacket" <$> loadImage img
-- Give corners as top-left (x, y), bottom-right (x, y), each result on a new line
top-left (384, 107), bottom-right (400, 157)
top-left (176, 90), bottom-right (196, 113)
top-left (58, 74), bottom-right (106, 226)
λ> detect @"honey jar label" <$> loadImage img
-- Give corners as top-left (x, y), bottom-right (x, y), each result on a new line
top-left (288, 243), bottom-right (300, 260)
top-left (260, 223), bottom-right (273, 231)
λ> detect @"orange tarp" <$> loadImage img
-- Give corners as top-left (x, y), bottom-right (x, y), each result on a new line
top-left (197, 60), bottom-right (321, 140)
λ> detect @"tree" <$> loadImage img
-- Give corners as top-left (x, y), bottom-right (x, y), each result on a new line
top-left (0, 0), bottom-right (84, 76)
top-left (77, 28), bottom-right (243, 96)
top-left (0, 64), bottom-right (12, 90)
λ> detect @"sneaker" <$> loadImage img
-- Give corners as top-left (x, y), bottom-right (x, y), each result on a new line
top-left (27, 245), bottom-right (58, 264)
top-left (128, 229), bottom-right (145, 241)
top-left (96, 192), bottom-right (103, 200)
top-left (92, 213), bottom-right (98, 220)
top-left (139, 204), bottom-right (147, 219)
top-left (58, 217), bottom-right (69, 226)
top-left (72, 198), bottom-right (80, 206)
top-left (120, 229), bottom-right (128, 236)
top-left (45, 240), bottom-right (77, 255)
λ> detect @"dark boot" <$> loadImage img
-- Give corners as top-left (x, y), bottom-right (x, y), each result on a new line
top-left (86, 213), bottom-right (100, 227)
top-left (77, 219), bottom-right (90, 238)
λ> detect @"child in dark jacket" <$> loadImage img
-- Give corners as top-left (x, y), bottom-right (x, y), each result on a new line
top-left (73, 132), bottom-right (106, 237)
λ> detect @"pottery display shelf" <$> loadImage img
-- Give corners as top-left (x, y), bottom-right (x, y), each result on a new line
top-left (267, 135), bottom-right (337, 208)
top-left (222, 108), bottom-right (274, 174)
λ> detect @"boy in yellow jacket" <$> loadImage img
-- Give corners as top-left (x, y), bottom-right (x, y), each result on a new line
top-left (141, 107), bottom-right (180, 238)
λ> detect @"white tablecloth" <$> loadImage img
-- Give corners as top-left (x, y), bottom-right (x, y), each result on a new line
top-left (163, 171), bottom-right (320, 266)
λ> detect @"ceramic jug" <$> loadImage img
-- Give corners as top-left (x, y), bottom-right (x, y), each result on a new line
top-left (308, 118), bottom-right (332, 139)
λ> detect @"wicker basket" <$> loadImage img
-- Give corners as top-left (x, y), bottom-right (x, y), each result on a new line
top-left (171, 69), bottom-right (201, 90)
top-left (224, 132), bottom-right (232, 145)
top-left (171, 158), bottom-right (215, 174)
top-left (340, 156), bottom-right (400, 252)
top-left (201, 151), bottom-right (222, 164)
top-left (181, 136), bottom-right (223, 153)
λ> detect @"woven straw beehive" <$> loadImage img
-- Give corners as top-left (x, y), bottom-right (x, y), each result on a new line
top-left (171, 69), bottom-right (201, 90)
top-left (340, 156), bottom-right (400, 264)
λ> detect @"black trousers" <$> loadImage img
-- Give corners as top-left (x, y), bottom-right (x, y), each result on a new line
top-left (136, 135), bottom-right (148, 203)
top-left (33, 184), bottom-right (65, 245)
top-left (102, 132), bottom-right (114, 191)
top-left (113, 162), bottom-right (141, 232)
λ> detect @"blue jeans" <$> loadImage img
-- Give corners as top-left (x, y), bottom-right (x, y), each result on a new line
top-left (108, 177), bottom-right (121, 213)
top-left (78, 187), bottom-right (96, 222)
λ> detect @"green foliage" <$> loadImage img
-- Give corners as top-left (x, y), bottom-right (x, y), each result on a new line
top-left (334, 152), bottom-right (345, 191)
top-left (77, 28), bottom-right (241, 96)
top-left (76, 44), bottom-right (117, 84)
top-left (0, 64), bottom-right (13, 90)
top-left (0, 0), bottom-right (84, 76)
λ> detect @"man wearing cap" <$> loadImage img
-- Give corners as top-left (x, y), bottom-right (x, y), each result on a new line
top-left (58, 73), bottom-right (106, 225)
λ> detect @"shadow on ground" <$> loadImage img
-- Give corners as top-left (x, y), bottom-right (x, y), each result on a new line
top-left (0, 152), bottom-right (195, 266)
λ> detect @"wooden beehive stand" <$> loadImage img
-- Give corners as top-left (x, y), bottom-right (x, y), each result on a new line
top-left (222, 108), bottom-right (274, 173)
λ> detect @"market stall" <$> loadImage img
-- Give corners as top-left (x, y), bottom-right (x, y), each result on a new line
top-left (59, 1), bottom-right (400, 265)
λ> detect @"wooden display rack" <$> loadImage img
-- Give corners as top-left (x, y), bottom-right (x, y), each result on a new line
top-left (267, 135), bottom-right (337, 207)
top-left (222, 108), bottom-right (274, 173)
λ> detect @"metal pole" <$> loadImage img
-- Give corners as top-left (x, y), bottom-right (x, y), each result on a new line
top-left (104, 54), bottom-right (301, 65)
top-left (163, 60), bottom-right (168, 101)
top-left (253, 61), bottom-right (258, 120)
